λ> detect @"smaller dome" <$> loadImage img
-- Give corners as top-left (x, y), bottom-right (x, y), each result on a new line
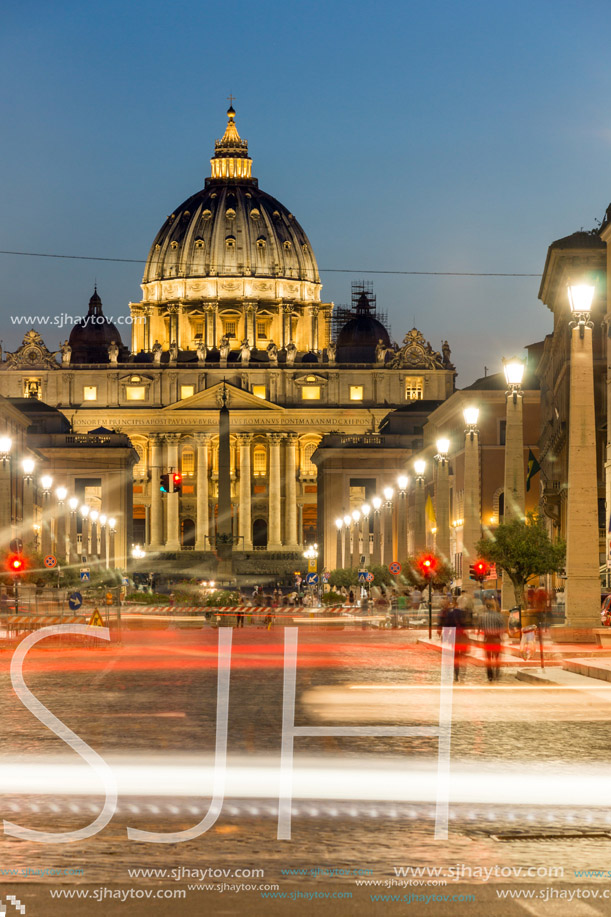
top-left (336, 292), bottom-right (391, 363)
top-left (68, 288), bottom-right (128, 364)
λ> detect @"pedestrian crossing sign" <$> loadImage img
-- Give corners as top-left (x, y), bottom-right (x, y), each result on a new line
top-left (89, 609), bottom-right (104, 627)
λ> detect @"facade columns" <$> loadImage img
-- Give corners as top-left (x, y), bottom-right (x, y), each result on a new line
top-left (195, 433), bottom-right (210, 551)
top-left (205, 303), bottom-right (218, 349)
top-left (565, 323), bottom-right (601, 627)
top-left (284, 433), bottom-right (298, 549)
top-left (164, 433), bottom-right (181, 550)
top-left (268, 433), bottom-right (282, 549)
top-left (237, 433), bottom-right (253, 550)
top-left (149, 434), bottom-right (164, 548)
top-left (462, 425), bottom-right (482, 597)
top-left (310, 305), bottom-right (319, 352)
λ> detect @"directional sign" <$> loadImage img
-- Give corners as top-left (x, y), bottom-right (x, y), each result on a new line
top-left (68, 591), bottom-right (83, 611)
top-left (366, 572), bottom-right (375, 583)
top-left (80, 568), bottom-right (90, 582)
top-left (89, 608), bottom-right (104, 627)
top-left (44, 554), bottom-right (57, 569)
top-left (306, 573), bottom-right (319, 585)
top-left (389, 561), bottom-right (402, 575)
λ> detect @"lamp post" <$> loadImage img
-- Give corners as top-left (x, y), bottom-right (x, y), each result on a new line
top-left (108, 517), bottom-right (117, 570)
top-left (371, 496), bottom-right (382, 565)
top-left (99, 514), bottom-right (109, 568)
top-left (383, 487), bottom-right (394, 565)
top-left (40, 475), bottom-right (53, 557)
top-left (90, 510), bottom-right (100, 560)
top-left (55, 487), bottom-right (67, 559)
top-left (303, 543), bottom-right (319, 605)
top-left (413, 460), bottom-right (426, 554)
top-left (361, 503), bottom-right (371, 568)
top-left (21, 457), bottom-right (35, 548)
top-left (462, 406), bottom-right (481, 596)
top-left (335, 517), bottom-right (343, 569)
top-left (80, 504), bottom-right (90, 559)
top-left (0, 436), bottom-right (12, 551)
top-left (343, 514), bottom-right (351, 570)
top-left (502, 356), bottom-right (526, 610)
top-left (68, 497), bottom-right (79, 565)
top-left (351, 510), bottom-right (361, 569)
top-left (396, 475), bottom-right (408, 563)
top-left (565, 279), bottom-right (600, 631)
top-left (434, 437), bottom-right (450, 564)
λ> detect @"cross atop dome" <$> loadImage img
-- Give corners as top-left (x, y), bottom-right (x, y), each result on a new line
top-left (210, 104), bottom-right (253, 181)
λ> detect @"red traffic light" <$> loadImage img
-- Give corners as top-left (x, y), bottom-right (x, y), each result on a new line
top-left (7, 554), bottom-right (25, 574)
top-left (173, 473), bottom-right (182, 484)
top-left (416, 553), bottom-right (439, 580)
top-left (472, 559), bottom-right (490, 582)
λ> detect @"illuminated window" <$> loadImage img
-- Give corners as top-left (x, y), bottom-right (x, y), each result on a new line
top-left (301, 386), bottom-right (320, 401)
top-left (302, 442), bottom-right (317, 476)
top-left (126, 386), bottom-right (146, 401)
top-left (252, 385), bottom-right (266, 400)
top-left (181, 448), bottom-right (195, 477)
top-left (83, 385), bottom-right (97, 401)
top-left (24, 378), bottom-right (41, 399)
top-left (180, 384), bottom-right (195, 400)
top-left (405, 377), bottom-right (424, 400)
top-left (224, 321), bottom-right (237, 339)
top-left (257, 321), bottom-right (268, 339)
top-left (350, 385), bottom-right (364, 401)
top-left (253, 445), bottom-right (267, 476)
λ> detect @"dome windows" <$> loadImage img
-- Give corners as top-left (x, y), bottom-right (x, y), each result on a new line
top-left (170, 241), bottom-right (179, 250)
top-left (249, 208), bottom-right (260, 220)
top-left (194, 239), bottom-right (205, 249)
top-left (283, 240), bottom-right (292, 251)
top-left (256, 237), bottom-right (266, 250)
top-left (226, 208), bottom-right (236, 220)
top-left (225, 236), bottom-right (236, 250)
top-left (201, 209), bottom-right (212, 220)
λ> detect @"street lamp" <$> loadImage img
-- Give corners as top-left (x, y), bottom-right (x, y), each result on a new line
top-left (565, 277), bottom-right (600, 629)
top-left (501, 355), bottom-right (527, 610)
top-left (382, 487), bottom-right (394, 565)
top-left (434, 437), bottom-right (451, 563)
top-left (413, 460), bottom-right (426, 554)
top-left (351, 509), bottom-right (361, 569)
top-left (303, 543), bottom-right (319, 606)
top-left (371, 495), bottom-right (383, 565)
top-left (462, 405), bottom-right (481, 595)
top-left (80, 504), bottom-right (90, 559)
top-left (361, 503), bottom-right (371, 567)
top-left (67, 497), bottom-right (79, 564)
top-left (55, 487), bottom-right (68, 559)
top-left (108, 517), bottom-right (117, 569)
top-left (40, 475), bottom-right (53, 494)
top-left (396, 476), bottom-right (408, 562)
top-left (40, 475), bottom-right (53, 557)
top-left (335, 516), bottom-right (344, 568)
top-left (0, 436), bottom-right (12, 466)
top-left (22, 457), bottom-right (35, 480)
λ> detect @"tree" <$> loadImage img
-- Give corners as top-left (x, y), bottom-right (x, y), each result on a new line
top-left (400, 554), bottom-right (455, 589)
top-left (476, 513), bottom-right (565, 608)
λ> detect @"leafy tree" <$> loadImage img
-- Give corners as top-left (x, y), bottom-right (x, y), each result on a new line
top-left (476, 513), bottom-right (565, 607)
top-left (328, 565), bottom-right (393, 589)
top-left (400, 554), bottom-right (455, 589)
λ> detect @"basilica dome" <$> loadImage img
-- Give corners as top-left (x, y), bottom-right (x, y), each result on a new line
top-left (142, 108), bottom-right (320, 290)
top-left (68, 289), bottom-right (127, 364)
top-left (336, 291), bottom-right (391, 363)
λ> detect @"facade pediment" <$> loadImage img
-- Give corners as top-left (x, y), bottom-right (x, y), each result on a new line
top-left (161, 381), bottom-right (285, 413)
top-left (3, 331), bottom-right (59, 370)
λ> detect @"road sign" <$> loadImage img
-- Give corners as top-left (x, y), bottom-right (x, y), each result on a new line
top-left (322, 571), bottom-right (329, 583)
top-left (44, 554), bottom-right (57, 569)
top-left (358, 571), bottom-right (368, 583)
top-left (80, 568), bottom-right (90, 582)
top-left (294, 575), bottom-right (302, 586)
top-left (389, 561), bottom-right (402, 575)
top-left (307, 557), bottom-right (317, 573)
top-left (366, 572), bottom-right (375, 583)
top-left (306, 573), bottom-right (319, 586)
top-left (68, 591), bottom-right (83, 611)
top-left (89, 608), bottom-right (104, 627)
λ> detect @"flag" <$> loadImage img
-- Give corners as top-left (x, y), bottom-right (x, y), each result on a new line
top-left (526, 449), bottom-right (541, 492)
top-left (425, 493), bottom-right (436, 526)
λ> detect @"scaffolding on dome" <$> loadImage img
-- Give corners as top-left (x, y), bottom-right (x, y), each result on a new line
top-left (329, 280), bottom-right (391, 343)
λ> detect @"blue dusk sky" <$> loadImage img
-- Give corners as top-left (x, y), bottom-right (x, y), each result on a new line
top-left (1, 0), bottom-right (610, 385)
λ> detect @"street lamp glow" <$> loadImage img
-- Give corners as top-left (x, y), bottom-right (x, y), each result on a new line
top-left (22, 457), bottom-right (35, 476)
top-left (361, 503), bottom-right (371, 516)
top-left (80, 504), bottom-right (90, 518)
top-left (99, 514), bottom-right (107, 526)
top-left (463, 406), bottom-right (479, 427)
top-left (436, 437), bottom-right (450, 457)
top-left (567, 282), bottom-right (595, 314)
top-left (503, 357), bottom-right (525, 387)
top-left (414, 459), bottom-right (426, 476)
top-left (0, 436), bottom-right (12, 456)
top-left (372, 496), bottom-right (382, 510)
top-left (383, 487), bottom-right (394, 502)
top-left (335, 517), bottom-right (343, 530)
top-left (397, 475), bottom-right (408, 491)
top-left (108, 517), bottom-right (117, 530)
top-left (55, 486), bottom-right (68, 502)
top-left (351, 510), bottom-right (360, 522)
top-left (68, 497), bottom-right (78, 511)
top-left (90, 510), bottom-right (99, 523)
top-left (40, 475), bottom-right (53, 491)
top-left (343, 514), bottom-right (351, 526)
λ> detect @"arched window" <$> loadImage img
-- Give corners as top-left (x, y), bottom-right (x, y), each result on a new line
top-left (253, 444), bottom-right (267, 477)
top-left (181, 448), bottom-right (195, 477)
top-left (133, 443), bottom-right (146, 477)
top-left (302, 442), bottom-right (317, 476)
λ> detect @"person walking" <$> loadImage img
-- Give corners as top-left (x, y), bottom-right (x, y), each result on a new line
top-left (479, 598), bottom-right (505, 682)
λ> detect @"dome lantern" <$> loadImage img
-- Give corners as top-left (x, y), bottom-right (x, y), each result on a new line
top-left (209, 106), bottom-right (253, 181)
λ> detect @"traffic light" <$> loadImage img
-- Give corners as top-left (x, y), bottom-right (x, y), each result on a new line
top-left (7, 554), bottom-right (25, 576)
top-left (470, 559), bottom-right (490, 583)
top-left (160, 473), bottom-right (170, 493)
top-left (171, 472), bottom-right (182, 494)
top-left (416, 552), bottom-right (439, 581)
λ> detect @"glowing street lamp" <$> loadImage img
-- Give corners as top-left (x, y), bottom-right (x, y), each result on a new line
top-left (462, 404), bottom-right (481, 595)
top-left (0, 436), bottom-right (12, 466)
top-left (361, 503), bottom-right (371, 566)
top-left (434, 437), bottom-right (451, 562)
top-left (335, 516), bottom-right (344, 568)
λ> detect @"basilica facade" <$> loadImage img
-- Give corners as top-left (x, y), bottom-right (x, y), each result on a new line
top-left (0, 108), bottom-right (455, 574)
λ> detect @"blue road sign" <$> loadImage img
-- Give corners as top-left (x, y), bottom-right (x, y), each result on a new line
top-left (306, 573), bottom-right (319, 585)
top-left (80, 570), bottom-right (90, 582)
top-left (358, 571), bottom-right (368, 583)
top-left (68, 591), bottom-right (83, 611)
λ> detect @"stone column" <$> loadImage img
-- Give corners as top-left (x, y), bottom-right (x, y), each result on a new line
top-left (237, 433), bottom-right (253, 550)
top-left (268, 433), bottom-right (283, 549)
top-left (462, 428), bottom-right (482, 597)
top-left (149, 434), bottom-right (164, 548)
top-left (502, 388), bottom-right (525, 609)
top-left (164, 433), bottom-right (181, 550)
top-left (565, 323), bottom-right (601, 628)
top-left (372, 507), bottom-right (382, 565)
top-left (195, 434), bottom-right (210, 551)
top-left (284, 433), bottom-right (298, 549)
top-left (435, 458), bottom-right (451, 564)
top-left (310, 305), bottom-right (319, 352)
top-left (283, 305), bottom-right (293, 347)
